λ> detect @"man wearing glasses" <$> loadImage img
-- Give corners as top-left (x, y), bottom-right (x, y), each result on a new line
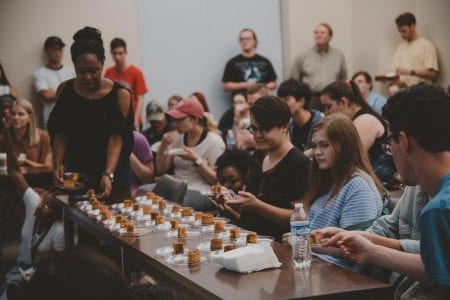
top-left (222, 28), bottom-right (277, 97)
top-left (320, 83), bottom-right (450, 299)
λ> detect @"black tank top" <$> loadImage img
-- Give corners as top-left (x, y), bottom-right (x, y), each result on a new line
top-left (352, 106), bottom-right (387, 164)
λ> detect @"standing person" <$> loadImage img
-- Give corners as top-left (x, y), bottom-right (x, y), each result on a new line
top-left (277, 79), bottom-right (323, 152)
top-left (387, 12), bottom-right (438, 86)
top-left (290, 23), bottom-right (347, 111)
top-left (33, 36), bottom-right (75, 129)
top-left (156, 98), bottom-right (225, 210)
top-left (217, 96), bottom-right (310, 241)
top-left (0, 63), bottom-right (17, 98)
top-left (48, 27), bottom-right (134, 196)
top-left (222, 28), bottom-right (277, 97)
top-left (0, 99), bottom-right (52, 169)
top-left (322, 83), bottom-right (450, 300)
top-left (352, 71), bottom-right (387, 115)
top-left (105, 38), bottom-right (148, 129)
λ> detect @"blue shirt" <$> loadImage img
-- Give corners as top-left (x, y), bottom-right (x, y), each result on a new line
top-left (367, 91), bottom-right (387, 115)
top-left (309, 171), bottom-right (383, 271)
top-left (420, 173), bottom-right (450, 287)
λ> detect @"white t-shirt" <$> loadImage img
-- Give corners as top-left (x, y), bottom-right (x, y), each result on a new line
top-left (17, 188), bottom-right (64, 265)
top-left (33, 65), bottom-right (75, 127)
top-left (172, 131), bottom-right (225, 193)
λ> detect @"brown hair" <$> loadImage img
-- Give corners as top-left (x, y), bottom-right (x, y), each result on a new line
top-left (318, 23), bottom-right (333, 37)
top-left (239, 28), bottom-right (258, 47)
top-left (304, 114), bottom-right (383, 208)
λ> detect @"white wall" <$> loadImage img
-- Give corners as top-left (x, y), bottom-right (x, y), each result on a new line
top-left (281, 0), bottom-right (450, 93)
top-left (0, 0), bottom-right (141, 127)
top-left (136, 0), bottom-right (284, 119)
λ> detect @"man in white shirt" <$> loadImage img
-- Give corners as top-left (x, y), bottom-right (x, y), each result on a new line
top-left (33, 36), bottom-right (75, 129)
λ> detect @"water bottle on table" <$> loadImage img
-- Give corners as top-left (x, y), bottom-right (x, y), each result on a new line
top-left (226, 129), bottom-right (236, 150)
top-left (291, 203), bottom-right (311, 269)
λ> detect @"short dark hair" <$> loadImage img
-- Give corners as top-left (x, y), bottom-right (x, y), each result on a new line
top-left (110, 38), bottom-right (127, 51)
top-left (351, 71), bottom-right (373, 90)
top-left (395, 12), bottom-right (416, 27)
top-left (250, 96), bottom-right (291, 130)
top-left (216, 149), bottom-right (252, 178)
top-left (277, 79), bottom-right (312, 108)
top-left (71, 26), bottom-right (105, 63)
top-left (382, 82), bottom-right (450, 153)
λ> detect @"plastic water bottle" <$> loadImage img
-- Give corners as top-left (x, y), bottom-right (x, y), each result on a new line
top-left (226, 129), bottom-right (236, 150)
top-left (291, 203), bottom-right (311, 269)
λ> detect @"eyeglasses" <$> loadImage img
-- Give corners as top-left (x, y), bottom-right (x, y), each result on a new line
top-left (247, 125), bottom-right (272, 135)
top-left (382, 132), bottom-right (398, 156)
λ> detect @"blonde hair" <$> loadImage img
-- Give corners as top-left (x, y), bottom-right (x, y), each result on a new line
top-left (11, 99), bottom-right (40, 146)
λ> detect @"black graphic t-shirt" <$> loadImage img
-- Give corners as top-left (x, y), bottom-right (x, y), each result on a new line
top-left (222, 54), bottom-right (277, 84)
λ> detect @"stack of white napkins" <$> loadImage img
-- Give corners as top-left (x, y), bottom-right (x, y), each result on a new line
top-left (213, 243), bottom-right (281, 273)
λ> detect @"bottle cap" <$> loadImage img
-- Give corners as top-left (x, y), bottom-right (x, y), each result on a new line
top-left (294, 203), bottom-right (303, 209)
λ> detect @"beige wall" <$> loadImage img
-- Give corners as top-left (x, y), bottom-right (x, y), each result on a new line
top-left (0, 0), bottom-right (141, 126)
top-left (281, 0), bottom-right (449, 92)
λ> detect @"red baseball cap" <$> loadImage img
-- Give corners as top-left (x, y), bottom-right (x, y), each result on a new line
top-left (166, 98), bottom-right (204, 119)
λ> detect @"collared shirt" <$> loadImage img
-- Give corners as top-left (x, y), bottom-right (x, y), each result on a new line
top-left (290, 45), bottom-right (347, 93)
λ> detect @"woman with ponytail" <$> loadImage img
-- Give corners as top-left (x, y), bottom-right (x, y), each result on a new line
top-left (48, 27), bottom-right (134, 196)
top-left (320, 80), bottom-right (387, 165)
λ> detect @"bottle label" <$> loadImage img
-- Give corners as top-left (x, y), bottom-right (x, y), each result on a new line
top-left (291, 222), bottom-right (311, 237)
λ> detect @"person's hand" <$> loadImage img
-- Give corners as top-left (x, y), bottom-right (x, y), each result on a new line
top-left (225, 191), bottom-right (259, 212)
top-left (321, 230), bottom-right (365, 248)
top-left (53, 165), bottom-right (64, 186)
top-left (177, 147), bottom-right (198, 162)
top-left (160, 131), bottom-right (177, 150)
top-left (395, 67), bottom-right (412, 75)
top-left (337, 234), bottom-right (375, 265)
top-left (282, 232), bottom-right (292, 245)
top-left (101, 175), bottom-right (112, 197)
top-left (312, 227), bottom-right (345, 244)
top-left (236, 131), bottom-right (255, 150)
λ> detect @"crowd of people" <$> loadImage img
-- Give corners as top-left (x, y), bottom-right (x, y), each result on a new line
top-left (0, 11), bottom-right (449, 300)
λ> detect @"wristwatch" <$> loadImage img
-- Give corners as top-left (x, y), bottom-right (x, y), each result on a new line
top-left (410, 69), bottom-right (416, 76)
top-left (194, 158), bottom-right (204, 166)
top-left (103, 171), bottom-right (114, 182)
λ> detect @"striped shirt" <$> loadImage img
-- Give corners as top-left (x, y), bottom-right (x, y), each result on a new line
top-left (309, 171), bottom-right (383, 271)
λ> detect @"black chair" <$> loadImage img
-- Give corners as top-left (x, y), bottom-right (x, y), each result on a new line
top-left (152, 175), bottom-right (188, 203)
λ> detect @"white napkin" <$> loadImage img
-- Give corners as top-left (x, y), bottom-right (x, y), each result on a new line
top-left (213, 243), bottom-right (281, 273)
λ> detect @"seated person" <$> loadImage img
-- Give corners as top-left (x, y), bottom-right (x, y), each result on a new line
top-left (156, 98), bottom-right (225, 211)
top-left (352, 71), bottom-right (387, 114)
top-left (277, 79), bottom-right (323, 152)
top-left (321, 80), bottom-right (386, 165)
top-left (388, 80), bottom-right (407, 97)
top-left (316, 185), bottom-right (432, 299)
top-left (167, 94), bottom-right (182, 111)
top-left (215, 149), bottom-right (252, 194)
top-left (21, 248), bottom-right (133, 300)
top-left (218, 90), bottom-right (250, 138)
top-left (0, 94), bottom-right (14, 133)
top-left (217, 96), bottom-right (310, 241)
top-left (141, 100), bottom-right (175, 151)
top-left (130, 131), bottom-right (154, 190)
top-left (0, 126), bottom-right (64, 300)
top-left (297, 114), bottom-right (383, 271)
top-left (0, 99), bottom-right (52, 169)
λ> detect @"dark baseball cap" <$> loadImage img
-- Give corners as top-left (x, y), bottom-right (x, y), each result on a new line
top-left (44, 36), bottom-right (65, 49)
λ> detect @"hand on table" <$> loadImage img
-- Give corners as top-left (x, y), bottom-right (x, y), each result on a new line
top-left (336, 234), bottom-right (375, 265)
